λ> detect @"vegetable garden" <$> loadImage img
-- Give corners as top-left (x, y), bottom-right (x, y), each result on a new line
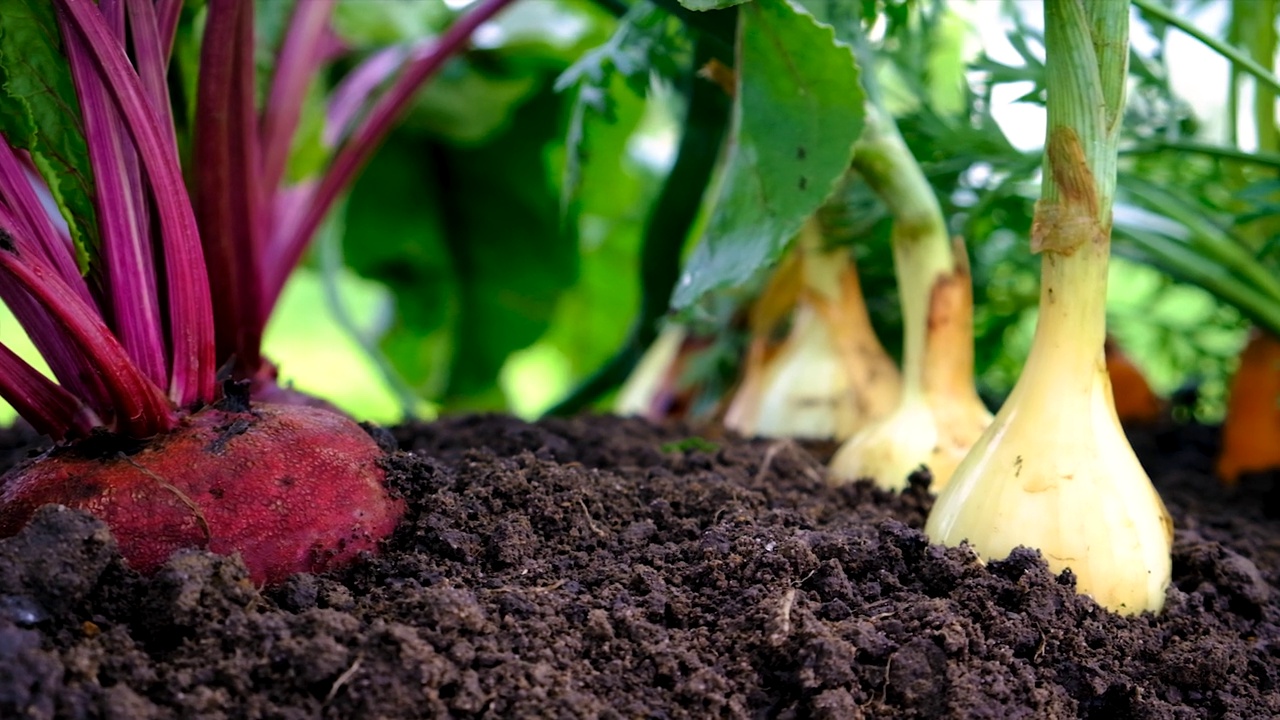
top-left (0, 0), bottom-right (1277, 716)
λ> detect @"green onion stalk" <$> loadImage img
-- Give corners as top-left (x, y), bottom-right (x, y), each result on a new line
top-left (827, 101), bottom-right (991, 491)
top-left (925, 0), bottom-right (1172, 615)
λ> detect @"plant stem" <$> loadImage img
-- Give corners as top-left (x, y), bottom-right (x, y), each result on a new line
top-left (1228, 1), bottom-right (1242, 146)
top-left (66, 0), bottom-right (168, 389)
top-left (1120, 175), bottom-right (1280, 304)
top-left (0, 240), bottom-right (174, 435)
top-left (0, 342), bottom-right (97, 439)
top-left (193, 0), bottom-right (265, 379)
top-left (261, 0), bottom-right (337, 196)
top-left (1117, 226), bottom-right (1280, 336)
top-left (851, 103), bottom-right (955, 397)
top-left (316, 211), bottom-right (425, 420)
top-left (266, 0), bottom-right (517, 315)
top-left (125, 0), bottom-right (176, 144)
top-left (0, 141), bottom-right (92, 304)
top-left (547, 35), bottom-right (731, 417)
top-left (1122, 139), bottom-right (1280, 170)
top-left (1030, 0), bottom-right (1127, 366)
top-left (57, 0), bottom-right (216, 406)
top-left (1251, 0), bottom-right (1278, 152)
top-left (156, 0), bottom-right (183, 58)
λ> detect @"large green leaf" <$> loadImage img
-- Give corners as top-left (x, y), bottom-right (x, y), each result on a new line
top-left (343, 88), bottom-right (577, 408)
top-left (341, 132), bottom-right (457, 399)
top-left (437, 89), bottom-right (579, 404)
top-left (545, 73), bottom-right (651, 378)
top-left (557, 2), bottom-right (689, 216)
top-left (670, 0), bottom-right (865, 309)
top-left (331, 0), bottom-right (448, 48)
top-left (0, 0), bottom-right (97, 269)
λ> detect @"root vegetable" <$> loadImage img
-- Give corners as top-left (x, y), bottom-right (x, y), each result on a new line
top-left (925, 0), bottom-right (1172, 615)
top-left (0, 403), bottom-right (403, 585)
top-left (828, 102), bottom-right (990, 492)
top-left (1217, 327), bottom-right (1280, 484)
top-left (724, 217), bottom-right (900, 440)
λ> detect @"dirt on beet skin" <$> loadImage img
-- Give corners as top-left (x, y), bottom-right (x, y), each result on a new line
top-left (0, 413), bottom-right (1276, 718)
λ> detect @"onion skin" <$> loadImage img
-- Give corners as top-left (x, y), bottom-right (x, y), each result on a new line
top-left (830, 242), bottom-right (990, 492)
top-left (725, 219), bottom-right (901, 441)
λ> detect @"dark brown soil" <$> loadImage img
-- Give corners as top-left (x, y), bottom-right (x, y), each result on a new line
top-left (0, 413), bottom-right (1276, 718)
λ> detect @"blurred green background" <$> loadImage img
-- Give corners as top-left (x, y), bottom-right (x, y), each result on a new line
top-left (0, 0), bottom-right (1271, 428)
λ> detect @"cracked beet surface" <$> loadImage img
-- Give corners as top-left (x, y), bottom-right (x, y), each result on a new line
top-left (0, 413), bottom-right (1276, 718)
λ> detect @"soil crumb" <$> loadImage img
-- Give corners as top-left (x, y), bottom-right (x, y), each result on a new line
top-left (0, 414), bottom-right (1276, 718)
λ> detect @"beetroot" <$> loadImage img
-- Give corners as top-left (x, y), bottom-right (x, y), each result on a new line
top-left (0, 1), bottom-right (514, 586)
top-left (0, 404), bottom-right (404, 585)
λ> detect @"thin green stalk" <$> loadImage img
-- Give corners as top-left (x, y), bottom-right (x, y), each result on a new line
top-left (1118, 227), bottom-right (1280, 336)
top-left (1121, 175), bottom-right (1280, 303)
top-left (1251, 0), bottom-right (1278, 152)
top-left (1122, 139), bottom-right (1280, 171)
top-left (1132, 0), bottom-right (1280, 96)
top-left (1042, 0), bottom-right (1125, 213)
top-left (316, 213), bottom-right (425, 420)
top-left (1228, 1), bottom-right (1242, 145)
top-left (546, 34), bottom-right (731, 417)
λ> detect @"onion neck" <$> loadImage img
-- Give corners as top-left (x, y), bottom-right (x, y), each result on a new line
top-left (1017, 240), bottom-right (1111, 410)
top-left (853, 105), bottom-right (955, 400)
top-left (1016, 0), bottom-right (1128, 408)
top-left (919, 238), bottom-right (981, 407)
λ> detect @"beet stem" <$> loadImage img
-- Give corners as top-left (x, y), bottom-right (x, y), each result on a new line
top-left (55, 0), bottom-right (216, 407)
top-left (262, 0), bottom-right (519, 315)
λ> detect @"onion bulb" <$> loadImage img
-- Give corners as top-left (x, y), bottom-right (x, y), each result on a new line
top-left (925, 0), bottom-right (1171, 615)
top-left (724, 216), bottom-right (900, 439)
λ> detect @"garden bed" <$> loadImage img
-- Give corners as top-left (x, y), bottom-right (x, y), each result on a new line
top-left (0, 413), bottom-right (1276, 718)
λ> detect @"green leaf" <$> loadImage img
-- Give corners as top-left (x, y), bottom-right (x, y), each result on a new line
top-left (283, 76), bottom-right (332, 183)
top-left (660, 436), bottom-right (719, 453)
top-left (344, 88), bottom-right (578, 409)
top-left (253, 0), bottom-right (299, 101)
top-left (556, 2), bottom-right (690, 98)
top-left (546, 75), bottom-right (651, 376)
top-left (677, 0), bottom-right (751, 10)
top-left (671, 0), bottom-right (865, 309)
top-left (557, 2), bottom-right (690, 215)
top-left (342, 133), bottom-right (457, 399)
top-left (331, 0), bottom-right (447, 48)
top-left (0, 0), bottom-right (97, 270)
top-left (406, 63), bottom-right (541, 146)
top-left (438, 89), bottom-right (579, 404)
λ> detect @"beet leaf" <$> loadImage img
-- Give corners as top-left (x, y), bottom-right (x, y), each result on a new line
top-left (0, 0), bottom-right (99, 270)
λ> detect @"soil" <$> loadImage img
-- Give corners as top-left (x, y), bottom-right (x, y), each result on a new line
top-left (0, 413), bottom-right (1276, 719)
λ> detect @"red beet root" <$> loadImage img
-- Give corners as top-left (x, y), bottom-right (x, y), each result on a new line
top-left (0, 403), bottom-right (404, 585)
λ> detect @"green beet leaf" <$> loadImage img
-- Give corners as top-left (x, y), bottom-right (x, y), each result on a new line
top-left (438, 89), bottom-right (579, 404)
top-left (342, 131), bottom-right (457, 400)
top-left (344, 89), bottom-right (578, 409)
top-left (670, 0), bottom-right (864, 310)
top-left (677, 0), bottom-right (752, 11)
top-left (0, 0), bottom-right (98, 271)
